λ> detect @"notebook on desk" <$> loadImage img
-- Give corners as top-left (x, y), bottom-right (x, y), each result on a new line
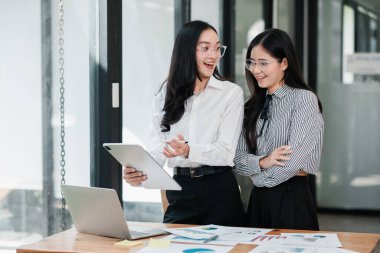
top-left (61, 184), bottom-right (167, 240)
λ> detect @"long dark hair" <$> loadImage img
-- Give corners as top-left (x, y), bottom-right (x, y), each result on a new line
top-left (159, 20), bottom-right (224, 132)
top-left (244, 28), bottom-right (323, 153)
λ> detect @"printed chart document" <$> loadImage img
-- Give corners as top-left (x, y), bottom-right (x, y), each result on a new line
top-left (190, 224), bottom-right (263, 235)
top-left (163, 224), bottom-right (245, 237)
top-left (314, 248), bottom-right (359, 253)
top-left (280, 233), bottom-right (342, 248)
top-left (162, 226), bottom-right (220, 240)
top-left (251, 235), bottom-right (289, 245)
top-left (218, 227), bottom-right (273, 243)
top-left (251, 233), bottom-right (342, 248)
top-left (162, 224), bottom-right (272, 245)
top-left (137, 243), bottom-right (233, 253)
top-left (249, 245), bottom-right (317, 253)
top-left (162, 234), bottom-right (238, 246)
top-left (249, 245), bottom-right (358, 253)
top-left (156, 226), bottom-right (350, 253)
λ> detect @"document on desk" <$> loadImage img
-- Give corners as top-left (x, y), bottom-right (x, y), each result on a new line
top-left (249, 245), bottom-right (358, 253)
top-left (162, 225), bottom-right (272, 245)
top-left (251, 235), bottom-right (289, 245)
top-left (249, 244), bottom-right (316, 253)
top-left (251, 233), bottom-right (342, 247)
top-left (314, 248), bottom-right (359, 253)
top-left (180, 224), bottom-right (258, 235)
top-left (137, 243), bottom-right (233, 253)
top-left (280, 233), bottom-right (342, 247)
top-left (217, 227), bottom-right (273, 243)
top-left (163, 224), bottom-right (243, 237)
top-left (162, 234), bottom-right (238, 246)
top-left (162, 227), bottom-right (219, 240)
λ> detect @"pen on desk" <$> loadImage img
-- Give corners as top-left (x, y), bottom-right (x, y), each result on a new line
top-left (203, 235), bottom-right (218, 244)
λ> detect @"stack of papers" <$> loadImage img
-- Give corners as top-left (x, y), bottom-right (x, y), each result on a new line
top-left (280, 233), bottom-right (342, 247)
top-left (133, 225), bottom-right (350, 253)
top-left (248, 233), bottom-right (356, 253)
top-left (137, 243), bottom-right (233, 253)
top-left (250, 245), bottom-right (359, 253)
top-left (162, 224), bottom-right (273, 245)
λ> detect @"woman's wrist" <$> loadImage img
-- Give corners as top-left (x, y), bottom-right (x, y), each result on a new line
top-left (259, 156), bottom-right (267, 169)
top-left (184, 143), bottom-right (190, 158)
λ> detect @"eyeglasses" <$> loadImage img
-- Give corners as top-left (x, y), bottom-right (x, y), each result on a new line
top-left (197, 45), bottom-right (227, 58)
top-left (245, 59), bottom-right (277, 71)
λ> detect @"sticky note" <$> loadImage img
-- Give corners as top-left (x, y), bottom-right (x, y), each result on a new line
top-left (114, 239), bottom-right (143, 247)
top-left (147, 238), bottom-right (171, 248)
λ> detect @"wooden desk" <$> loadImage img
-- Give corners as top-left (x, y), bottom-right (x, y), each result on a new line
top-left (17, 222), bottom-right (380, 253)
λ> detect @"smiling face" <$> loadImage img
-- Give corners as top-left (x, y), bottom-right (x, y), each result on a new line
top-left (249, 44), bottom-right (288, 94)
top-left (196, 29), bottom-right (221, 80)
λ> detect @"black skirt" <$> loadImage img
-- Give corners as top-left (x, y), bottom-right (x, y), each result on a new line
top-left (164, 168), bottom-right (245, 227)
top-left (247, 176), bottom-right (319, 230)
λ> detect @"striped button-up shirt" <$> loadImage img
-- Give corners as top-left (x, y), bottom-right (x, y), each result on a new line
top-left (233, 85), bottom-right (324, 187)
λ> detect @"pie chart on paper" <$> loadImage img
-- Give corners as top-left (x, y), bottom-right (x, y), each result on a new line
top-left (182, 249), bottom-right (215, 253)
top-left (201, 227), bottom-right (218, 230)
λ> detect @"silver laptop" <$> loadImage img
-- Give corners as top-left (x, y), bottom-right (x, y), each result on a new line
top-left (61, 184), bottom-right (167, 239)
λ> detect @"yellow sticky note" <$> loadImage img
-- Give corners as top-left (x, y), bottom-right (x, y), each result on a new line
top-left (147, 238), bottom-right (171, 248)
top-left (114, 239), bottom-right (143, 247)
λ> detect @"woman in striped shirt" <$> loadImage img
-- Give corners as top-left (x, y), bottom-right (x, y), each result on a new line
top-left (234, 29), bottom-right (324, 230)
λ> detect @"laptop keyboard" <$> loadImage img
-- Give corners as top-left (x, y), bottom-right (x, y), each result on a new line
top-left (128, 225), bottom-right (167, 239)
top-left (130, 230), bottom-right (150, 238)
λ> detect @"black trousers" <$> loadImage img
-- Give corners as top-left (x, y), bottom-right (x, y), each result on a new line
top-left (164, 170), bottom-right (245, 226)
top-left (247, 176), bottom-right (319, 230)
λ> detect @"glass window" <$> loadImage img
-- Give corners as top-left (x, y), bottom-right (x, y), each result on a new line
top-left (0, 2), bottom-right (44, 249)
top-left (235, 0), bottom-right (264, 96)
top-left (342, 4), bottom-right (355, 83)
top-left (191, 0), bottom-right (221, 30)
top-left (317, 0), bottom-right (380, 210)
top-left (233, 0), bottom-right (264, 209)
top-left (342, 3), bottom-right (379, 84)
top-left (122, 0), bottom-right (174, 222)
top-left (274, 0), bottom-right (294, 39)
top-left (0, 0), bottom-right (91, 251)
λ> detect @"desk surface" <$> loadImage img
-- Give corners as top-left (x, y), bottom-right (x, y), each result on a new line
top-left (17, 222), bottom-right (380, 253)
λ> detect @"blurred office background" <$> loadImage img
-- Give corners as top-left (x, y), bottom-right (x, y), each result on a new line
top-left (0, 0), bottom-right (379, 252)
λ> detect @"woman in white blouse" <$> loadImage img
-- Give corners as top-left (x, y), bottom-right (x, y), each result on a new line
top-left (123, 20), bottom-right (245, 226)
top-left (234, 28), bottom-right (324, 230)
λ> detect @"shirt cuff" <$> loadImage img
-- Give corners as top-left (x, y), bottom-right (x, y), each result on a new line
top-left (187, 143), bottom-right (203, 163)
top-left (249, 155), bottom-right (266, 175)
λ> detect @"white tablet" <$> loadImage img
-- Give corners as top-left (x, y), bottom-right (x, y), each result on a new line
top-left (103, 143), bottom-right (182, 191)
